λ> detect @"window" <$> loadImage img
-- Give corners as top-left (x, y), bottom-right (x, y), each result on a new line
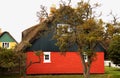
top-left (44, 52), bottom-right (51, 63)
top-left (45, 55), bottom-right (49, 60)
top-left (2, 42), bottom-right (9, 48)
top-left (83, 53), bottom-right (88, 62)
top-left (57, 24), bottom-right (72, 36)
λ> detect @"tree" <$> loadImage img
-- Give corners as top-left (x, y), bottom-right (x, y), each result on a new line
top-left (107, 13), bottom-right (120, 66)
top-left (104, 12), bottom-right (120, 59)
top-left (0, 48), bottom-right (19, 72)
top-left (108, 35), bottom-right (120, 66)
top-left (51, 1), bottom-right (104, 78)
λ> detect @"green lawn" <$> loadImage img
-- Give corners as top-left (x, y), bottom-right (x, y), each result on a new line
top-left (0, 67), bottom-right (120, 78)
top-left (105, 67), bottom-right (120, 75)
top-left (27, 67), bottom-right (120, 78)
top-left (0, 74), bottom-right (20, 78)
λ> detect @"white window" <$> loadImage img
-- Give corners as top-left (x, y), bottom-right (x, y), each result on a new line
top-left (44, 52), bottom-right (51, 63)
top-left (83, 53), bottom-right (88, 62)
top-left (57, 24), bottom-right (72, 36)
top-left (2, 42), bottom-right (9, 49)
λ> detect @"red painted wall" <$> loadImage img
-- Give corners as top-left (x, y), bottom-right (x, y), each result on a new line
top-left (26, 52), bottom-right (104, 74)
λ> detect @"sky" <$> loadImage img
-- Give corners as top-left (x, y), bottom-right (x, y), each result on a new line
top-left (0, 0), bottom-right (120, 42)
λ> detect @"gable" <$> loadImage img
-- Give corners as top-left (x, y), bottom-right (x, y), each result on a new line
top-left (26, 30), bottom-right (105, 52)
top-left (26, 30), bottom-right (78, 52)
top-left (94, 43), bottom-right (106, 52)
top-left (27, 31), bottom-right (59, 51)
top-left (0, 32), bottom-right (16, 42)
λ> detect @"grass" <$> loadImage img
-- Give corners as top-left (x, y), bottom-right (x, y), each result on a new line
top-left (27, 67), bottom-right (120, 78)
top-left (104, 67), bottom-right (120, 78)
top-left (105, 67), bottom-right (120, 75)
top-left (0, 74), bottom-right (20, 78)
top-left (26, 75), bottom-right (111, 78)
top-left (0, 67), bottom-right (120, 78)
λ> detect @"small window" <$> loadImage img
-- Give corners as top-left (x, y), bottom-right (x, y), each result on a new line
top-left (44, 52), bottom-right (51, 63)
top-left (57, 24), bottom-right (72, 36)
top-left (83, 53), bottom-right (88, 62)
top-left (45, 55), bottom-right (49, 60)
top-left (2, 42), bottom-right (9, 49)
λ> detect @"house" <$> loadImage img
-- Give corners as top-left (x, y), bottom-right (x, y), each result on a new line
top-left (0, 29), bottom-right (18, 49)
top-left (15, 7), bottom-right (105, 74)
top-left (15, 23), bottom-right (105, 75)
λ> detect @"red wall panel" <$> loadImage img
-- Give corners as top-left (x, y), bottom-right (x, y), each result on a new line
top-left (90, 52), bottom-right (104, 73)
top-left (26, 52), bottom-right (104, 74)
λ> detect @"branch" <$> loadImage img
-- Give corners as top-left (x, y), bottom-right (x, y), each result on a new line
top-left (60, 0), bottom-right (71, 6)
top-left (60, 0), bottom-right (66, 6)
top-left (68, 0), bottom-right (71, 6)
top-left (25, 55), bottom-right (41, 71)
top-left (36, 5), bottom-right (48, 22)
top-left (108, 11), bottom-right (120, 25)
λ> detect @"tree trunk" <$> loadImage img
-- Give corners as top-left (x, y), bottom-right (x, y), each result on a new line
top-left (79, 52), bottom-right (91, 78)
top-left (86, 65), bottom-right (90, 78)
top-left (83, 65), bottom-right (90, 78)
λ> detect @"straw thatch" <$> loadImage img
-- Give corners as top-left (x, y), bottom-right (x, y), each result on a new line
top-left (15, 16), bottom-right (54, 52)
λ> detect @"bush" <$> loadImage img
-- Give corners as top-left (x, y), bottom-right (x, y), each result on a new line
top-left (0, 48), bottom-right (19, 72)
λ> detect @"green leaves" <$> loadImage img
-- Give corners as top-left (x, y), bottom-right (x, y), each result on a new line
top-left (108, 35), bottom-right (120, 65)
top-left (0, 48), bottom-right (18, 69)
top-left (34, 50), bottom-right (42, 56)
top-left (55, 36), bottom-right (69, 52)
top-left (52, 1), bottom-right (104, 60)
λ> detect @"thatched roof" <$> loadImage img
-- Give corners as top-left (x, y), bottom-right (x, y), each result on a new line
top-left (15, 15), bottom-right (107, 52)
top-left (15, 16), bottom-right (54, 52)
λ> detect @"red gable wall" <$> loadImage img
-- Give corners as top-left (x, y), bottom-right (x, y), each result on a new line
top-left (26, 52), bottom-right (104, 74)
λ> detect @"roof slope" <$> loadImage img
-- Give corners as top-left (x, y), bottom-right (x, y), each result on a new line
top-left (15, 16), bottom-right (106, 52)
top-left (0, 31), bottom-right (18, 43)
top-left (15, 17), bottom-right (54, 52)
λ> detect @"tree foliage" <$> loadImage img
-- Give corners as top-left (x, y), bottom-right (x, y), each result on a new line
top-left (0, 48), bottom-right (19, 71)
top-left (51, 1), bottom-right (104, 78)
top-left (108, 35), bottom-right (120, 65)
top-left (104, 13), bottom-right (120, 59)
top-left (36, 0), bottom-right (120, 78)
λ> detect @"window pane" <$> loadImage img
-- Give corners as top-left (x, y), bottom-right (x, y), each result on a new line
top-left (45, 55), bottom-right (49, 60)
top-left (2, 42), bottom-right (9, 48)
top-left (44, 52), bottom-right (51, 63)
top-left (57, 24), bottom-right (72, 36)
top-left (83, 54), bottom-right (88, 62)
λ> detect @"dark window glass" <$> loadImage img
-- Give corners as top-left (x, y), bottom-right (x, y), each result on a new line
top-left (45, 55), bottom-right (49, 60)
top-left (2, 42), bottom-right (9, 48)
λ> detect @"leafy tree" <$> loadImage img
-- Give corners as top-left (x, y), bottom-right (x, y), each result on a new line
top-left (106, 13), bottom-right (120, 65)
top-left (104, 13), bottom-right (120, 59)
top-left (0, 48), bottom-right (19, 72)
top-left (33, 0), bottom-right (120, 78)
top-left (50, 1), bottom-right (104, 78)
top-left (108, 35), bottom-right (120, 66)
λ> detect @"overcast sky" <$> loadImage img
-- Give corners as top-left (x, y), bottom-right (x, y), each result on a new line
top-left (0, 0), bottom-right (120, 42)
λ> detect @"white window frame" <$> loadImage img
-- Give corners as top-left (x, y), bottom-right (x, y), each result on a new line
top-left (57, 24), bottom-right (72, 36)
top-left (83, 53), bottom-right (88, 62)
top-left (2, 42), bottom-right (10, 49)
top-left (43, 52), bottom-right (51, 63)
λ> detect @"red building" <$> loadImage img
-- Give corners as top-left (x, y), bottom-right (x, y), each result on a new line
top-left (26, 51), bottom-right (104, 74)
top-left (23, 24), bottom-right (105, 74)
top-left (15, 23), bottom-right (105, 75)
